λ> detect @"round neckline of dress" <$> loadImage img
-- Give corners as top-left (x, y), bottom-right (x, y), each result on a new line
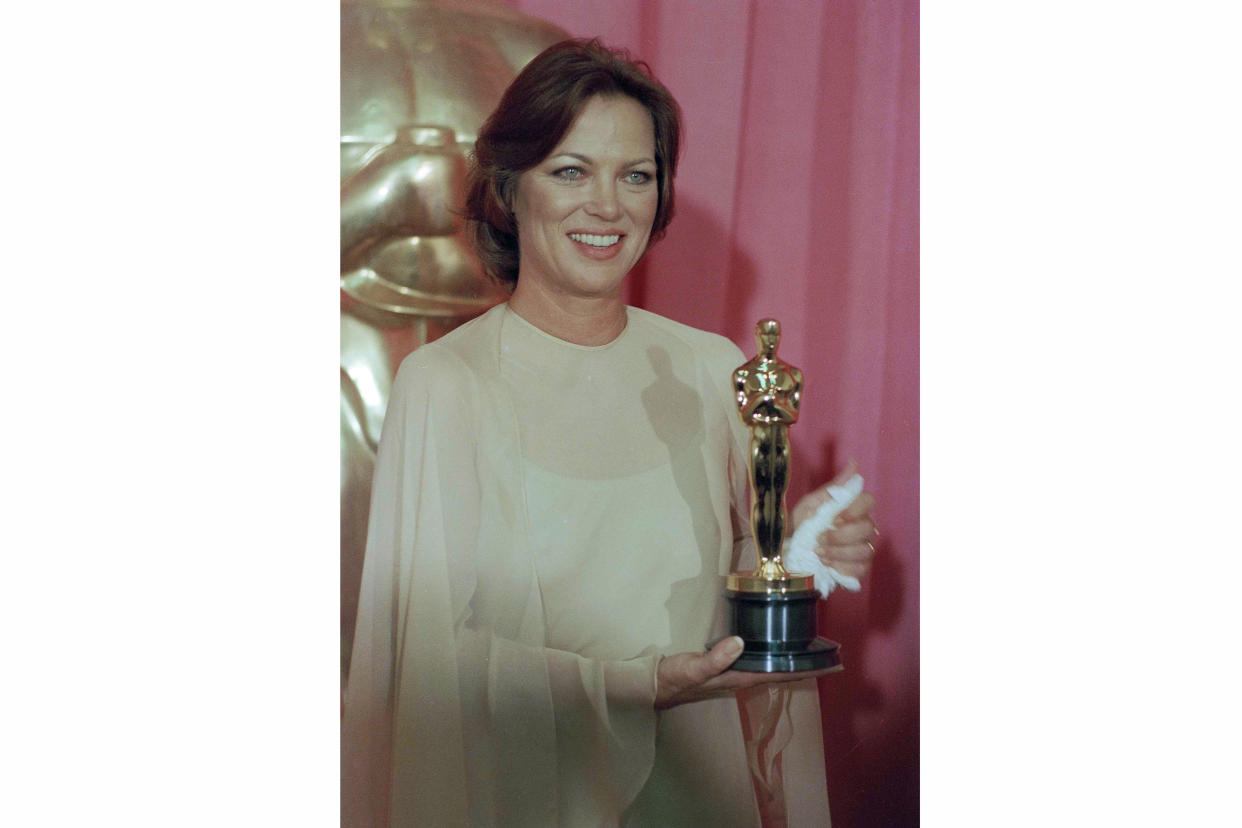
top-left (503, 303), bottom-right (631, 352)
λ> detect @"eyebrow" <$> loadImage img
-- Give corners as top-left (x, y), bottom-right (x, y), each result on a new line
top-left (553, 152), bottom-right (657, 168)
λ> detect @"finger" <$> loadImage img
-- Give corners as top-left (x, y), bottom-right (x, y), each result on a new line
top-left (822, 559), bottom-right (869, 579)
top-left (824, 516), bottom-right (877, 544)
top-left (694, 636), bottom-right (744, 682)
top-left (837, 490), bottom-right (875, 521)
top-left (816, 541), bottom-right (876, 567)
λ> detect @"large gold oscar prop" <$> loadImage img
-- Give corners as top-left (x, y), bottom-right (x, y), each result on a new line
top-left (340, 0), bottom-right (567, 684)
top-left (723, 319), bottom-right (841, 672)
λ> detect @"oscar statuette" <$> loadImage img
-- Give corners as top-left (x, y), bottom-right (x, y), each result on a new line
top-left (721, 319), bottom-right (841, 672)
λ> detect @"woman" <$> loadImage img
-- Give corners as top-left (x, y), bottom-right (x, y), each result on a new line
top-left (343, 39), bottom-right (877, 826)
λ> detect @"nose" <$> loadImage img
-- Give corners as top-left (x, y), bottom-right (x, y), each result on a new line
top-left (585, 178), bottom-right (622, 221)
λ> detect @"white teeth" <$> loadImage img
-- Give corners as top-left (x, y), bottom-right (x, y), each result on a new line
top-left (569, 233), bottom-right (620, 247)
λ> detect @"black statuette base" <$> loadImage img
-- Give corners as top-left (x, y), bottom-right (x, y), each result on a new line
top-left (710, 587), bottom-right (842, 673)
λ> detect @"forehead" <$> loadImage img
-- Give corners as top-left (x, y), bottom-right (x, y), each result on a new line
top-left (550, 95), bottom-right (655, 160)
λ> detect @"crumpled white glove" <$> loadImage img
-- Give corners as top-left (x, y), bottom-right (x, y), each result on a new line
top-left (782, 473), bottom-right (865, 596)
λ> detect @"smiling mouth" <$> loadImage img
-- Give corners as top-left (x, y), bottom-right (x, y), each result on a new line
top-left (568, 232), bottom-right (622, 247)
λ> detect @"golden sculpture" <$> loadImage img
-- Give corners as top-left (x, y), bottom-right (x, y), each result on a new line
top-left (729, 319), bottom-right (814, 592)
top-left (340, 0), bottom-right (568, 683)
top-left (721, 318), bottom-right (834, 671)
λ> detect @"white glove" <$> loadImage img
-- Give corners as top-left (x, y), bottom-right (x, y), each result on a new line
top-left (782, 473), bottom-right (865, 596)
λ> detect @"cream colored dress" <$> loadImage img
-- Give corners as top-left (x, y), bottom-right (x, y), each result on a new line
top-left (342, 303), bottom-right (830, 826)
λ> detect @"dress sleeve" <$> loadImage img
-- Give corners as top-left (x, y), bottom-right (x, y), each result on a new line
top-left (341, 345), bottom-right (659, 827)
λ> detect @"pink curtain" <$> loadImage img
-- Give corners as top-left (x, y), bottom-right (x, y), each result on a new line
top-left (503, 1), bottom-right (920, 824)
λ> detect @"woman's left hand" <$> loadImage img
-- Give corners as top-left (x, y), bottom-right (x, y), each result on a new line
top-left (790, 462), bottom-right (878, 580)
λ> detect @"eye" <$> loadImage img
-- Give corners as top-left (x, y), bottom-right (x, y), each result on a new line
top-left (552, 166), bottom-right (584, 181)
top-left (624, 170), bottom-right (654, 185)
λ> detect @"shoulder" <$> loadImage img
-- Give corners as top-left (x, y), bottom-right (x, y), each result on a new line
top-left (626, 306), bottom-right (746, 367)
top-left (391, 304), bottom-right (506, 403)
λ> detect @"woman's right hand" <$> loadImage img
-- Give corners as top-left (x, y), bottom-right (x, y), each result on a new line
top-left (654, 636), bottom-right (837, 710)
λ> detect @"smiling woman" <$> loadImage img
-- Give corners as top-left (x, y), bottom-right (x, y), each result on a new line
top-left (464, 40), bottom-right (680, 298)
top-left (342, 38), bottom-right (878, 827)
top-left (510, 96), bottom-right (659, 326)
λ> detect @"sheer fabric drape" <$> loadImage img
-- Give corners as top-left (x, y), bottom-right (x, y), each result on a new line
top-left (343, 304), bottom-right (832, 824)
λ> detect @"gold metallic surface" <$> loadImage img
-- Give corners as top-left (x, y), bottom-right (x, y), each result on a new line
top-left (729, 319), bottom-right (811, 595)
top-left (725, 571), bottom-right (816, 593)
top-left (340, 0), bottom-right (569, 683)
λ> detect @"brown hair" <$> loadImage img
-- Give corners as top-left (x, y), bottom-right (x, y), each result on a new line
top-left (464, 39), bottom-right (682, 288)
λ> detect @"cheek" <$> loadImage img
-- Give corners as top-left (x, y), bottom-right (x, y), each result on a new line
top-left (513, 177), bottom-right (555, 227)
top-left (622, 184), bottom-right (658, 220)
top-left (515, 194), bottom-right (566, 259)
top-left (636, 193), bottom-right (660, 234)
top-left (519, 184), bottom-right (572, 223)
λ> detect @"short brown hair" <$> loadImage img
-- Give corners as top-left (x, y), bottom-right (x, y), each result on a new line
top-left (464, 39), bottom-right (682, 288)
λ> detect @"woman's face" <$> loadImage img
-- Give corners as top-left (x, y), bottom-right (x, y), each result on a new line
top-left (512, 94), bottom-right (659, 301)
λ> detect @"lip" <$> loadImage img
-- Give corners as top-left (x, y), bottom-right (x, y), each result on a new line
top-left (566, 231), bottom-right (625, 261)
top-left (567, 229), bottom-right (626, 240)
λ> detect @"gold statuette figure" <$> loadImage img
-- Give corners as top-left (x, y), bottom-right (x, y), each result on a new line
top-left (721, 318), bottom-right (838, 672)
top-left (734, 319), bottom-right (801, 579)
top-left (729, 319), bottom-right (814, 592)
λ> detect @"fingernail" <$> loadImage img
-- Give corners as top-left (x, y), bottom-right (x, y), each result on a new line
top-left (726, 636), bottom-right (744, 656)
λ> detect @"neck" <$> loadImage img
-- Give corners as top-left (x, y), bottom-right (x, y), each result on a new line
top-left (508, 281), bottom-right (628, 346)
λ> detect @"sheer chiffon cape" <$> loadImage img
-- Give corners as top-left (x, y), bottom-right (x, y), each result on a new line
top-left (342, 303), bottom-right (830, 826)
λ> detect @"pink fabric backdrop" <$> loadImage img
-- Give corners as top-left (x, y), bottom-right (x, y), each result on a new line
top-left (502, 1), bottom-right (920, 824)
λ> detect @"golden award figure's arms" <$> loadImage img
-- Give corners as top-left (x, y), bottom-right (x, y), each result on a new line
top-left (733, 364), bottom-right (752, 417)
top-left (735, 362), bottom-right (800, 425)
top-left (789, 366), bottom-right (803, 417)
top-left (735, 319), bottom-right (802, 425)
